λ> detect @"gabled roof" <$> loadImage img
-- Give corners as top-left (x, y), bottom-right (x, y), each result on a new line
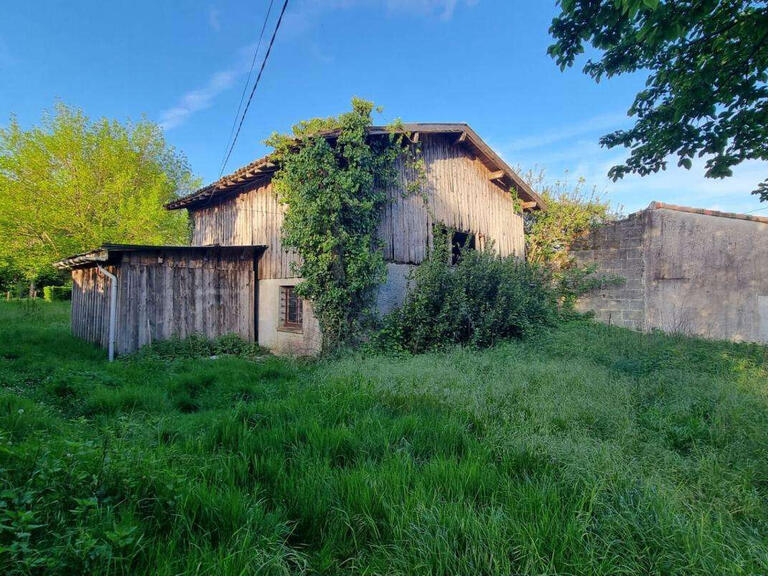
top-left (165, 123), bottom-right (545, 211)
top-left (54, 244), bottom-right (266, 270)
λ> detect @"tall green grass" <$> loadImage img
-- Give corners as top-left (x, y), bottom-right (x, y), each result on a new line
top-left (0, 301), bottom-right (766, 574)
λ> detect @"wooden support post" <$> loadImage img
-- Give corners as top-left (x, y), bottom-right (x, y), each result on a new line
top-left (489, 170), bottom-right (505, 181)
top-left (521, 201), bottom-right (537, 210)
top-left (455, 132), bottom-right (467, 145)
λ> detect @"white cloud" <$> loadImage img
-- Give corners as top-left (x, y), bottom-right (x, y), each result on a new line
top-left (286, 0), bottom-right (476, 32)
top-left (209, 6), bottom-right (221, 32)
top-left (602, 155), bottom-right (768, 215)
top-left (157, 42), bottom-right (260, 130)
top-left (505, 112), bottom-right (629, 153)
top-left (383, 0), bottom-right (478, 19)
top-left (158, 69), bottom-right (239, 130)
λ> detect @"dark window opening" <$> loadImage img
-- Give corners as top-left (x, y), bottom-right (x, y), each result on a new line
top-left (451, 230), bottom-right (475, 265)
top-left (279, 286), bottom-right (303, 332)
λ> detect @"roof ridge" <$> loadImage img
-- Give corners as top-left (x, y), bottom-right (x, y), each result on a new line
top-left (165, 123), bottom-right (544, 211)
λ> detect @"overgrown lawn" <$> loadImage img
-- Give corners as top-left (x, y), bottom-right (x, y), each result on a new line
top-left (1, 301), bottom-right (767, 574)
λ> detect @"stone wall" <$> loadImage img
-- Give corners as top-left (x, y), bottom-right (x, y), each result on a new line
top-left (572, 211), bottom-right (647, 330)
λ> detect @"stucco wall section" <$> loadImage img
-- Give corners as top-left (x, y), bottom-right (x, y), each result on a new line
top-left (258, 278), bottom-right (321, 356)
top-left (376, 263), bottom-right (416, 316)
top-left (571, 206), bottom-right (768, 343)
top-left (644, 208), bottom-right (768, 341)
top-left (259, 264), bottom-right (414, 356)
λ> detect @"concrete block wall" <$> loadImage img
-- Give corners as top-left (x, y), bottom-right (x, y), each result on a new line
top-left (572, 211), bottom-right (647, 330)
top-left (571, 204), bottom-right (768, 344)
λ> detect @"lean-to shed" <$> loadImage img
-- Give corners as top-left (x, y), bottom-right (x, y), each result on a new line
top-left (55, 245), bottom-right (265, 356)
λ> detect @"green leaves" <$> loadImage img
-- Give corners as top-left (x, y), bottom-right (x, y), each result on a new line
top-left (522, 170), bottom-right (612, 270)
top-left (376, 245), bottom-right (560, 354)
top-left (0, 104), bottom-right (194, 280)
top-left (272, 99), bottom-right (398, 351)
top-left (549, 0), bottom-right (768, 199)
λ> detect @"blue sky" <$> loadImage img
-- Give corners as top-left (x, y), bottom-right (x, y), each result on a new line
top-left (2, 0), bottom-right (766, 215)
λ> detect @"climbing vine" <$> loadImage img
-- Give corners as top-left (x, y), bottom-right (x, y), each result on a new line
top-left (267, 99), bottom-right (405, 351)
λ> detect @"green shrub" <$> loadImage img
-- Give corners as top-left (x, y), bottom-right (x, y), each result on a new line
top-left (377, 241), bottom-right (560, 354)
top-left (42, 285), bottom-right (72, 302)
top-left (11, 281), bottom-right (27, 299)
top-left (137, 333), bottom-right (266, 361)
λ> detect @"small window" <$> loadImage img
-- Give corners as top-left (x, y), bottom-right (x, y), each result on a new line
top-left (279, 286), bottom-right (303, 332)
top-left (451, 230), bottom-right (475, 265)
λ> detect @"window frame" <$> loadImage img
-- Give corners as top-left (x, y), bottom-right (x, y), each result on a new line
top-left (278, 285), bottom-right (304, 333)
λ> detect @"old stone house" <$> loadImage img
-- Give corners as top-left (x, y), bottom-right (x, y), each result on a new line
top-left (56, 124), bottom-right (543, 356)
top-left (572, 202), bottom-right (768, 344)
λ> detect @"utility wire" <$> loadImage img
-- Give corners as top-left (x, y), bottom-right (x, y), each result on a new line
top-left (218, 0), bottom-right (276, 176)
top-left (219, 0), bottom-right (289, 177)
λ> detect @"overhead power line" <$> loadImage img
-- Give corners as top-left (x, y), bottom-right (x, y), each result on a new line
top-left (219, 0), bottom-right (289, 177)
top-left (218, 0), bottom-right (276, 175)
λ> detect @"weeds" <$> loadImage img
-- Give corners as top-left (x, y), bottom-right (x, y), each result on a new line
top-left (0, 302), bottom-right (766, 574)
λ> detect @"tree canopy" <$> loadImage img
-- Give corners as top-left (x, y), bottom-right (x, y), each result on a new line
top-left (522, 170), bottom-right (613, 269)
top-left (0, 104), bottom-right (195, 281)
top-left (549, 0), bottom-right (768, 200)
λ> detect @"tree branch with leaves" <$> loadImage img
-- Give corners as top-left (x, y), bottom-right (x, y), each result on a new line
top-left (549, 0), bottom-right (768, 200)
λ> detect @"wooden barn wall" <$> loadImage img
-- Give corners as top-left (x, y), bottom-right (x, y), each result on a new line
top-left (188, 134), bottom-right (525, 278)
top-left (190, 182), bottom-right (301, 280)
top-left (114, 251), bottom-right (256, 355)
top-left (71, 266), bottom-right (114, 348)
top-left (70, 251), bottom-right (256, 356)
top-left (378, 134), bottom-right (525, 262)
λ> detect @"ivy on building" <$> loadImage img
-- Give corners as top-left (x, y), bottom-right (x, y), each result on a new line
top-left (267, 99), bottom-right (407, 351)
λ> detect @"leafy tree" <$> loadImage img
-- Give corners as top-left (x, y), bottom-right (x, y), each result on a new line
top-left (267, 99), bottom-right (401, 351)
top-left (521, 170), bottom-right (624, 310)
top-left (522, 170), bottom-right (613, 269)
top-left (0, 103), bottom-right (195, 286)
top-left (549, 0), bottom-right (768, 199)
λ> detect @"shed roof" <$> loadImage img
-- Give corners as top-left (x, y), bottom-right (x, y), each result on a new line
top-left (165, 123), bottom-right (545, 211)
top-left (54, 244), bottom-right (266, 270)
